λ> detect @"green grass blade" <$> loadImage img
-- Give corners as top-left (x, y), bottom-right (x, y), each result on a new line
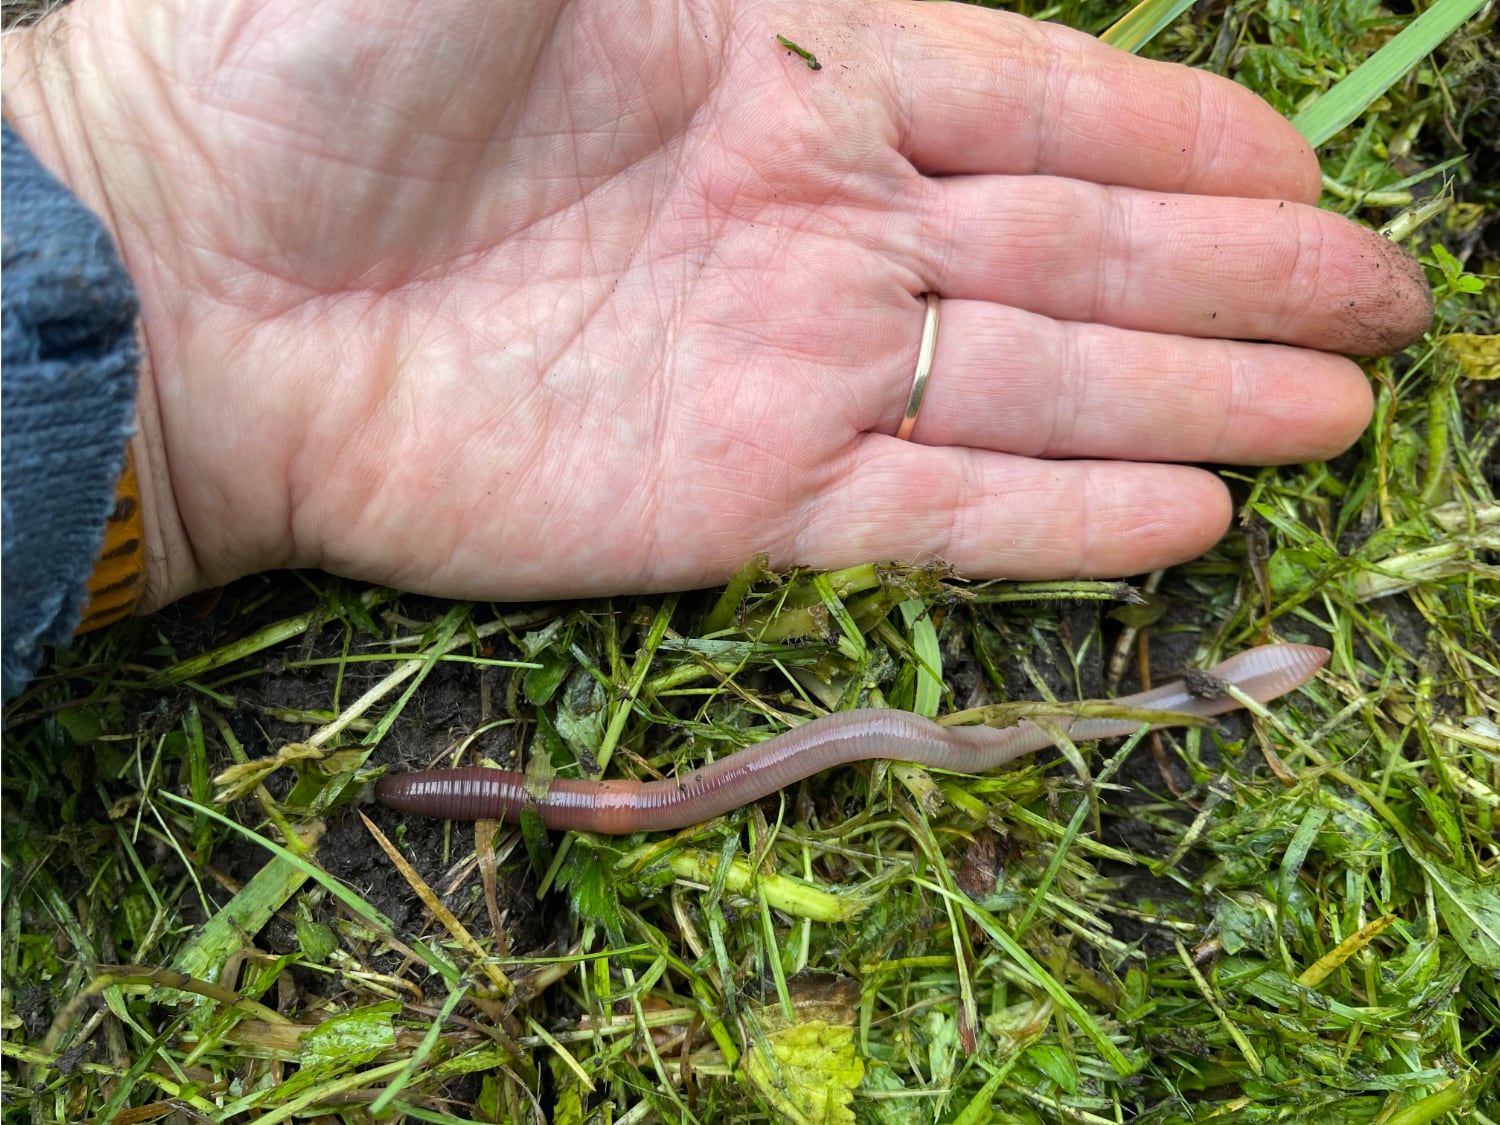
top-left (159, 791), bottom-right (400, 941)
top-left (938, 879), bottom-right (1136, 1075)
top-left (898, 598), bottom-right (942, 718)
top-left (1292, 0), bottom-right (1488, 146)
top-left (167, 849), bottom-right (311, 984)
top-left (1100, 0), bottom-right (1194, 53)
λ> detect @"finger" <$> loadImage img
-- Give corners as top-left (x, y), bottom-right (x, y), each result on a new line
top-left (875, 3), bottom-right (1320, 201)
top-left (872, 300), bottom-right (1374, 461)
top-left (790, 446), bottom-right (1233, 579)
top-left (909, 176), bottom-right (1433, 355)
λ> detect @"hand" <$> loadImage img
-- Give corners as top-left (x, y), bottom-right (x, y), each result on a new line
top-left (2, 0), bottom-right (1431, 608)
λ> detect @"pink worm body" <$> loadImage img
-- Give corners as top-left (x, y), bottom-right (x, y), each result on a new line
top-left (375, 643), bottom-right (1328, 834)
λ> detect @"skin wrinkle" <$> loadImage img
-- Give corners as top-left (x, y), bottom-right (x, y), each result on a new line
top-left (699, 124), bottom-right (859, 227)
top-left (1186, 72), bottom-right (1236, 199)
top-left (1091, 186), bottom-right (1136, 341)
top-left (1216, 345), bottom-right (1257, 457)
top-left (515, 251), bottom-right (625, 408)
top-left (882, 447), bottom-right (978, 567)
top-left (958, 456), bottom-right (1051, 565)
top-left (708, 29), bottom-right (897, 218)
top-left (1188, 209), bottom-right (1309, 312)
top-left (282, 305), bottom-right (407, 572)
top-left (693, 356), bottom-right (825, 480)
top-left (972, 315), bottom-right (1058, 442)
top-left (1108, 68), bottom-right (1200, 190)
top-left (1071, 467), bottom-right (1104, 577)
top-left (1284, 203), bottom-right (1338, 350)
top-left (733, 116), bottom-right (903, 242)
top-left (942, 448), bottom-right (986, 568)
top-left (166, 305), bottom-right (295, 560)
top-left (440, 384), bottom-right (569, 585)
top-left (549, 13), bottom-right (681, 177)
top-left (981, 14), bottom-right (1056, 177)
top-left (191, 45), bottom-right (484, 279)
top-left (677, 64), bottom-right (861, 287)
top-left (668, 450), bottom-right (786, 579)
top-left (537, 52), bottom-right (725, 406)
top-left (970, 182), bottom-right (1098, 305)
top-left (159, 98), bottom-right (429, 295)
top-left (1029, 26), bottom-right (1080, 180)
top-left (411, 19), bottom-right (669, 276)
top-left (557, 116), bottom-right (614, 403)
top-left (150, 114), bottom-right (344, 306)
top-left (406, 29), bottom-right (498, 150)
top-left (867, 7), bottom-right (920, 160)
top-left (626, 270), bottom-right (678, 588)
top-left (68, 18), bottom-right (197, 278)
top-left (574, 9), bottom-right (649, 177)
top-left (126, 75), bottom-right (248, 290)
top-left (1076, 329), bottom-right (1133, 449)
top-left (906, 11), bottom-right (1050, 174)
top-left (1046, 318), bottom-right (1085, 458)
top-left (911, 178), bottom-right (957, 295)
top-left (629, 180), bottom-right (725, 568)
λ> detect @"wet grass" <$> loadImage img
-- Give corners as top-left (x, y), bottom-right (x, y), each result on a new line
top-left (3, 2), bottom-right (1498, 1122)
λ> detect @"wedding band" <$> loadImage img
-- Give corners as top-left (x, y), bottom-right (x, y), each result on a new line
top-left (896, 293), bottom-right (940, 441)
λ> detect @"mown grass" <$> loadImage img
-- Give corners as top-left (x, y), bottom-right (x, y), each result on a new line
top-left (3, 2), bottom-right (1498, 1123)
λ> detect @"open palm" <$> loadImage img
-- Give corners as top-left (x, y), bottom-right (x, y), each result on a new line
top-left (4, 0), bottom-right (1431, 606)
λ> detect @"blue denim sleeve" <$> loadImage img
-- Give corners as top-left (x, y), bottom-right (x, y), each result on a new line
top-left (2, 120), bottom-right (141, 702)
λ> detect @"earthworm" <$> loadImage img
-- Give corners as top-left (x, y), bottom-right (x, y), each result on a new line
top-left (375, 643), bottom-right (1327, 834)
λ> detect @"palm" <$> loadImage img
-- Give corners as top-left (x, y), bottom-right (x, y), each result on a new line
top-left (22, 0), bottom-right (1430, 602)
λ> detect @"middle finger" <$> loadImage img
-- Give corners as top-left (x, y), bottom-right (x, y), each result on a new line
top-left (909, 175), bottom-right (1431, 356)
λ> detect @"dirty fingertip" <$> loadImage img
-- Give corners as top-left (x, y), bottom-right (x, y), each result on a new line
top-left (1338, 235), bottom-right (1434, 357)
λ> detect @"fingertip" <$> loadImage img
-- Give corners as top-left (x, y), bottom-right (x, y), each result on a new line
top-left (1305, 225), bottom-right (1435, 357)
top-left (965, 458), bottom-right (1236, 578)
top-left (1201, 72), bottom-right (1323, 203)
top-left (1252, 351), bottom-right (1376, 463)
top-left (1088, 466), bottom-right (1232, 573)
top-left (890, 9), bottom-right (1327, 199)
top-left (804, 449), bottom-right (1243, 582)
top-left (1270, 123), bottom-right (1323, 205)
top-left (1346, 239), bottom-right (1434, 356)
top-left (1247, 87), bottom-right (1324, 204)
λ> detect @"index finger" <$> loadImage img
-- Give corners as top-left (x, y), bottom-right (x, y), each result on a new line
top-left (877, 3), bottom-right (1321, 202)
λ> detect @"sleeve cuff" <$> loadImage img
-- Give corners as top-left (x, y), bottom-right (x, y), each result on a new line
top-left (2, 119), bottom-right (142, 700)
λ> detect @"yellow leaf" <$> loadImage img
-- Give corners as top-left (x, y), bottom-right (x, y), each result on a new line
top-left (742, 1020), bottom-right (864, 1125)
top-left (1440, 333), bottom-right (1500, 379)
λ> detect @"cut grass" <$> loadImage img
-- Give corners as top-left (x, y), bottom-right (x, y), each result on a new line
top-left (3, 2), bottom-right (1498, 1123)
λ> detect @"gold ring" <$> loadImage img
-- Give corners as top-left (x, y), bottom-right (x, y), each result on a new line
top-left (896, 293), bottom-right (940, 441)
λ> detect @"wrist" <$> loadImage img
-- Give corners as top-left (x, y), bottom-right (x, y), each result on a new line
top-left (2, 11), bottom-right (119, 255)
top-left (126, 348), bottom-right (197, 613)
top-left (6, 9), bottom-right (199, 614)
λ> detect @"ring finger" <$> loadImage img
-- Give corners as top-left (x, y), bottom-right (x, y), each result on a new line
top-left (879, 297), bottom-right (1373, 462)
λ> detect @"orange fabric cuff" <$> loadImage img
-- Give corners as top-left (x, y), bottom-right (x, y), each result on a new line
top-left (76, 446), bottom-right (145, 633)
